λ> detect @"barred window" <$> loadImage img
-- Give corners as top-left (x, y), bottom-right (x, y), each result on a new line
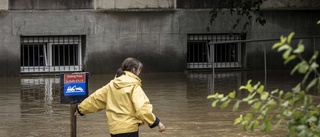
top-left (187, 34), bottom-right (244, 69)
top-left (20, 36), bottom-right (85, 73)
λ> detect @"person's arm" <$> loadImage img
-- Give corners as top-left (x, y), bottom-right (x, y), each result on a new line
top-left (76, 85), bottom-right (109, 115)
top-left (131, 86), bottom-right (164, 130)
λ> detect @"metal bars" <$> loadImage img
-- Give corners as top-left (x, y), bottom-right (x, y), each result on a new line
top-left (187, 34), bottom-right (243, 69)
top-left (20, 36), bottom-right (84, 73)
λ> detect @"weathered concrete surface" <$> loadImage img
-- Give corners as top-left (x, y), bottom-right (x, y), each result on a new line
top-left (95, 0), bottom-right (175, 10)
top-left (0, 0), bottom-right (7, 10)
top-left (247, 10), bottom-right (320, 70)
top-left (261, 0), bottom-right (320, 10)
top-left (8, 0), bottom-right (94, 10)
top-left (0, 9), bottom-right (319, 76)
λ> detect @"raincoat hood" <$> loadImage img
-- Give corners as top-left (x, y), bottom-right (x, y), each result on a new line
top-left (113, 71), bottom-right (142, 89)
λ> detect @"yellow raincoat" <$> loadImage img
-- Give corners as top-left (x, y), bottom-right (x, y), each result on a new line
top-left (77, 71), bottom-right (159, 135)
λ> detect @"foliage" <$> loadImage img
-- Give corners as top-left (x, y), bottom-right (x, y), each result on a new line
top-left (210, 0), bottom-right (267, 33)
top-left (208, 31), bottom-right (320, 136)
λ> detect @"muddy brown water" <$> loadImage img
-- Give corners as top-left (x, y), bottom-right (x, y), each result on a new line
top-left (0, 70), bottom-right (303, 137)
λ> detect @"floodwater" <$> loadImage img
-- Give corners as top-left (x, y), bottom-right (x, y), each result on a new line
top-left (0, 70), bottom-right (303, 137)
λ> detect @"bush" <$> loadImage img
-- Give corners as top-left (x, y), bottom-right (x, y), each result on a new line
top-left (208, 28), bottom-right (320, 137)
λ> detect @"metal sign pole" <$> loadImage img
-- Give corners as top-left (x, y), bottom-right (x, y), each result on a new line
top-left (70, 104), bottom-right (77, 137)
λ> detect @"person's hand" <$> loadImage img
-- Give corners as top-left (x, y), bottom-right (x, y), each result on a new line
top-left (158, 122), bottom-right (165, 132)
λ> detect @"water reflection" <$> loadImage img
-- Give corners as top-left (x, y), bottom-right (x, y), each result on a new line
top-left (20, 77), bottom-right (60, 117)
top-left (0, 71), bottom-right (299, 137)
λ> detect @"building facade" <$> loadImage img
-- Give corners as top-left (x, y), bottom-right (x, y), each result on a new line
top-left (0, 0), bottom-right (319, 77)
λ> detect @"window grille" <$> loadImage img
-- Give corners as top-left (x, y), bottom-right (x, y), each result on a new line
top-left (20, 36), bottom-right (85, 73)
top-left (187, 34), bottom-right (244, 69)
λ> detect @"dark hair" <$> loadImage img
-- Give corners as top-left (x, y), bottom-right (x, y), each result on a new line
top-left (116, 57), bottom-right (143, 78)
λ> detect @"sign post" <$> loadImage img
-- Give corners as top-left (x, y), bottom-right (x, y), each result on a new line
top-left (60, 72), bottom-right (89, 137)
top-left (70, 104), bottom-right (77, 137)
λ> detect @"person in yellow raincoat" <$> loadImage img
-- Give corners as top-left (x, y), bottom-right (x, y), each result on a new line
top-left (75, 57), bottom-right (165, 137)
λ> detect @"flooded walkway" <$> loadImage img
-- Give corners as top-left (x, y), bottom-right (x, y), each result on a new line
top-left (0, 70), bottom-right (301, 137)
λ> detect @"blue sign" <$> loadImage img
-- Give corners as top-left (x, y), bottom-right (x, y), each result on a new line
top-left (60, 73), bottom-right (89, 104)
top-left (63, 73), bottom-right (86, 96)
top-left (64, 83), bottom-right (86, 96)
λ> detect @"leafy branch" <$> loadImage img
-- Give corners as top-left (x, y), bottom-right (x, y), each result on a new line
top-left (208, 31), bottom-right (320, 136)
top-left (210, 0), bottom-right (267, 33)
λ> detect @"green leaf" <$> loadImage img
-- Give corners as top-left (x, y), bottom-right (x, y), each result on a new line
top-left (277, 44), bottom-right (291, 52)
top-left (284, 92), bottom-right (293, 99)
top-left (307, 116), bottom-right (317, 123)
top-left (247, 92), bottom-right (257, 100)
top-left (318, 20), bottom-right (320, 24)
top-left (282, 49), bottom-right (292, 59)
top-left (217, 94), bottom-right (224, 99)
top-left (211, 99), bottom-right (219, 107)
top-left (248, 99), bottom-right (257, 105)
top-left (302, 70), bottom-right (311, 84)
top-left (261, 108), bottom-right (268, 116)
top-left (284, 55), bottom-right (296, 64)
top-left (306, 78), bottom-right (318, 92)
top-left (274, 119), bottom-right (282, 129)
top-left (220, 99), bottom-right (230, 109)
top-left (260, 92), bottom-right (269, 101)
top-left (283, 110), bottom-right (292, 117)
top-left (298, 129), bottom-right (307, 137)
top-left (287, 32), bottom-right (295, 43)
top-left (257, 85), bottom-right (264, 93)
top-left (244, 113), bottom-right (253, 121)
top-left (278, 90), bottom-right (284, 99)
top-left (232, 101), bottom-right (240, 112)
top-left (242, 121), bottom-right (248, 131)
top-left (239, 86), bottom-right (246, 90)
top-left (293, 40), bottom-right (305, 54)
top-left (267, 99), bottom-right (277, 110)
top-left (292, 83), bottom-right (301, 93)
top-left (291, 63), bottom-right (300, 75)
top-left (257, 115), bottom-right (264, 120)
top-left (297, 125), bottom-right (307, 131)
top-left (310, 62), bottom-right (319, 71)
top-left (240, 80), bottom-right (252, 91)
top-left (221, 96), bottom-right (229, 102)
top-left (272, 42), bottom-right (283, 49)
top-left (234, 115), bottom-right (243, 125)
top-left (252, 102), bottom-right (262, 110)
top-left (253, 82), bottom-right (261, 90)
top-left (280, 35), bottom-right (287, 44)
top-left (271, 89), bottom-right (278, 95)
top-left (261, 120), bottom-right (272, 132)
top-left (293, 111), bottom-right (303, 120)
top-left (298, 61), bottom-right (309, 74)
top-left (228, 91), bottom-right (236, 99)
top-left (249, 120), bottom-right (259, 132)
top-left (207, 94), bottom-right (216, 99)
top-left (281, 101), bottom-right (289, 107)
top-left (309, 51), bottom-right (319, 64)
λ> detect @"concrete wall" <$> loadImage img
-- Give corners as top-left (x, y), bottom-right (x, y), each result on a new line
top-left (8, 0), bottom-right (94, 10)
top-left (261, 0), bottom-right (320, 10)
top-left (0, 9), bottom-right (319, 77)
top-left (0, 0), bottom-right (7, 10)
top-left (95, 0), bottom-right (175, 10)
top-left (4, 0), bottom-right (320, 11)
top-left (0, 0), bottom-right (320, 76)
top-left (247, 10), bottom-right (320, 70)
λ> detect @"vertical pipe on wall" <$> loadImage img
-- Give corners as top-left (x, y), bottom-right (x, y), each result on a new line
top-left (211, 43), bottom-right (215, 92)
top-left (264, 43), bottom-right (267, 91)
